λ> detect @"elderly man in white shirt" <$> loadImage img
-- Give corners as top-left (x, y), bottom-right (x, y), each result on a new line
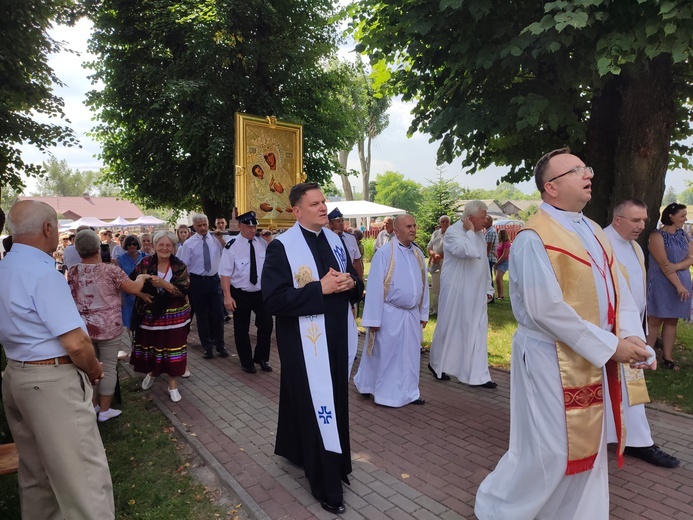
top-left (0, 201), bottom-right (114, 519)
top-left (178, 213), bottom-right (229, 359)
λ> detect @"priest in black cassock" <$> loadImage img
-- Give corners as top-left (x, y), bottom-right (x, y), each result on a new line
top-left (262, 182), bottom-right (363, 515)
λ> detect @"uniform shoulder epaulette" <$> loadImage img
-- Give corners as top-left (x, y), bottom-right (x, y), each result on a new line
top-left (224, 238), bottom-right (236, 249)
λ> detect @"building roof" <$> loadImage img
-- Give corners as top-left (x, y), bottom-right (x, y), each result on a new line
top-left (18, 195), bottom-right (144, 220)
top-left (501, 200), bottom-right (542, 213)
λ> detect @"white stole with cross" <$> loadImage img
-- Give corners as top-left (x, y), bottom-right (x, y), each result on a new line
top-left (276, 223), bottom-right (355, 453)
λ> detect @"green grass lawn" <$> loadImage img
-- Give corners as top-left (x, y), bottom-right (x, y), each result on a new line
top-left (0, 373), bottom-right (230, 519)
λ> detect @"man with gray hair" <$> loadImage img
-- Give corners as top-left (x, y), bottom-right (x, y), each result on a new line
top-left (426, 215), bottom-right (451, 316)
top-left (374, 216), bottom-right (395, 251)
top-left (428, 200), bottom-right (496, 387)
top-left (178, 213), bottom-right (229, 359)
top-left (0, 200), bottom-right (115, 519)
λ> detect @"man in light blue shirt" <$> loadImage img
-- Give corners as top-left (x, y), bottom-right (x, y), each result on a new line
top-left (0, 200), bottom-right (114, 519)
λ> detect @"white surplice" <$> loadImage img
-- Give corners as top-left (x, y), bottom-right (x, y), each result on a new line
top-left (474, 204), bottom-right (644, 520)
top-left (354, 238), bottom-right (429, 407)
top-left (428, 221), bottom-right (494, 384)
top-left (604, 224), bottom-right (654, 448)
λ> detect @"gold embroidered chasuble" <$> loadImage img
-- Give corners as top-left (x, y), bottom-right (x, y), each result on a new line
top-left (521, 209), bottom-right (625, 475)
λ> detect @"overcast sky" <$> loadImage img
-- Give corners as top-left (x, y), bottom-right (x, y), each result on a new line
top-left (18, 19), bottom-right (689, 197)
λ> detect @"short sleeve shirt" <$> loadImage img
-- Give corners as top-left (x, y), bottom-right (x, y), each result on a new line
top-left (0, 244), bottom-right (87, 361)
top-left (219, 236), bottom-right (267, 292)
top-left (68, 263), bottom-right (130, 340)
top-left (340, 232), bottom-right (361, 263)
top-left (485, 227), bottom-right (498, 262)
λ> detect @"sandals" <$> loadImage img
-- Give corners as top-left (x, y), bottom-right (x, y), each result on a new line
top-left (662, 359), bottom-right (680, 371)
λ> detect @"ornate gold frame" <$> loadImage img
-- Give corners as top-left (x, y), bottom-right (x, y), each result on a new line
top-left (235, 113), bottom-right (304, 229)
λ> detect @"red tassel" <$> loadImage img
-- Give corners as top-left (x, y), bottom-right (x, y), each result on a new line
top-left (605, 359), bottom-right (624, 468)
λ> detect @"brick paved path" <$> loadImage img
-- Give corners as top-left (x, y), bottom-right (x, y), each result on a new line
top-left (133, 323), bottom-right (693, 519)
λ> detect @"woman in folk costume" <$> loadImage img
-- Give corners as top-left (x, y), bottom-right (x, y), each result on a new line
top-left (130, 231), bottom-right (191, 403)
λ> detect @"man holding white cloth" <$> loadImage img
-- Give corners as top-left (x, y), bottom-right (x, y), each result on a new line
top-left (262, 182), bottom-right (363, 515)
top-left (475, 148), bottom-right (654, 520)
top-left (604, 199), bottom-right (679, 468)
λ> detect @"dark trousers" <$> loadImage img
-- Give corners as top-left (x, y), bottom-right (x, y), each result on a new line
top-left (231, 287), bottom-right (273, 369)
top-left (189, 274), bottom-right (225, 353)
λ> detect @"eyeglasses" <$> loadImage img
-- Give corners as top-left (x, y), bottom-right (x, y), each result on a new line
top-left (616, 216), bottom-right (650, 225)
top-left (546, 166), bottom-right (594, 184)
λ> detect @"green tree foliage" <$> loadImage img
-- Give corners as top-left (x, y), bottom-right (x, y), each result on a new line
top-left (1, 185), bottom-right (22, 232)
top-left (680, 181), bottom-right (693, 205)
top-left (320, 177), bottom-right (343, 198)
top-left (414, 171), bottom-right (465, 248)
top-left (466, 182), bottom-right (539, 202)
top-left (351, 0), bottom-right (693, 233)
top-left (34, 157), bottom-right (97, 196)
top-left (0, 1), bottom-right (80, 227)
top-left (662, 185), bottom-right (678, 205)
top-left (519, 204), bottom-right (539, 222)
top-left (86, 0), bottom-right (357, 219)
top-left (373, 171), bottom-right (422, 214)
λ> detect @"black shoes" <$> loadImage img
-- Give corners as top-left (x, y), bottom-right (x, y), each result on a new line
top-left (624, 445), bottom-right (680, 468)
top-left (242, 365), bottom-right (257, 374)
top-left (218, 348), bottom-right (230, 358)
top-left (428, 363), bottom-right (450, 381)
top-left (203, 351), bottom-right (213, 359)
top-left (472, 381), bottom-right (498, 389)
top-left (411, 398), bottom-right (426, 405)
top-left (320, 501), bottom-right (346, 514)
top-left (256, 360), bottom-right (273, 372)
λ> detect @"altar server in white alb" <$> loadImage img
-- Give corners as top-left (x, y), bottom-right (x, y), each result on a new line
top-left (604, 199), bottom-right (679, 468)
top-left (354, 214), bottom-right (429, 407)
top-left (475, 148), bottom-right (653, 520)
top-left (428, 200), bottom-right (497, 388)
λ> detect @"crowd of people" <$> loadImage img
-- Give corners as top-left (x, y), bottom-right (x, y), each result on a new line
top-left (0, 148), bottom-right (690, 517)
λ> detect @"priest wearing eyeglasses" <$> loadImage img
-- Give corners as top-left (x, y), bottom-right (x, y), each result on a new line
top-left (475, 148), bottom-right (655, 520)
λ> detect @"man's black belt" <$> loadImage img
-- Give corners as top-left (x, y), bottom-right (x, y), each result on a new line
top-left (190, 273), bottom-right (218, 279)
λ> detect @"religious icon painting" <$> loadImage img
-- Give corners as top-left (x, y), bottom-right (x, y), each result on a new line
top-left (234, 113), bottom-right (305, 229)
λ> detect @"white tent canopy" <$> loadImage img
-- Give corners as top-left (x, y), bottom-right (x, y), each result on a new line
top-left (71, 216), bottom-right (109, 228)
top-left (106, 216), bottom-right (132, 226)
top-left (325, 200), bottom-right (406, 219)
top-left (130, 216), bottom-right (165, 225)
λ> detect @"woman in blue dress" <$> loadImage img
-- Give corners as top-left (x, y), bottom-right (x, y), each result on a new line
top-left (117, 235), bottom-right (148, 331)
top-left (646, 203), bottom-right (693, 370)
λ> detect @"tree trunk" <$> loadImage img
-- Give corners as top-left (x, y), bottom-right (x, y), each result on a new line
top-left (358, 137), bottom-right (372, 201)
top-left (584, 56), bottom-right (675, 251)
top-left (200, 197), bottom-right (231, 226)
top-left (338, 149), bottom-right (354, 200)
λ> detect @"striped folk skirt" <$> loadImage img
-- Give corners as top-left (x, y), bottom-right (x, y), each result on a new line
top-left (130, 303), bottom-right (191, 377)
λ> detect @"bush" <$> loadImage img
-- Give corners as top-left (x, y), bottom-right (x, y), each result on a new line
top-left (362, 237), bottom-right (376, 262)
